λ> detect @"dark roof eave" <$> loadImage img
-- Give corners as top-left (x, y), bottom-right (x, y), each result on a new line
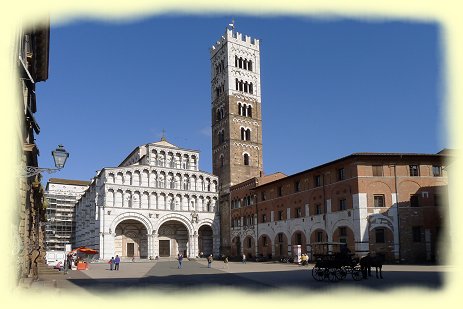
top-left (251, 152), bottom-right (448, 190)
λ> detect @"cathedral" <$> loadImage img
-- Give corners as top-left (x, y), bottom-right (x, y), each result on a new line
top-left (74, 138), bottom-right (219, 260)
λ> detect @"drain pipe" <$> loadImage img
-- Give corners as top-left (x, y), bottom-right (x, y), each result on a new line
top-left (394, 164), bottom-right (401, 263)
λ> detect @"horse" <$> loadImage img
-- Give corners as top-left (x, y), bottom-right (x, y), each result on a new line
top-left (360, 253), bottom-right (384, 279)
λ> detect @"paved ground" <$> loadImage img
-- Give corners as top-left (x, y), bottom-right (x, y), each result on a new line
top-left (24, 258), bottom-right (451, 296)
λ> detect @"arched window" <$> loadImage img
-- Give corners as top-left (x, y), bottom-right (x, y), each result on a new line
top-left (244, 153), bottom-right (250, 166)
top-left (238, 103), bottom-right (242, 116)
top-left (235, 55), bottom-right (238, 67)
top-left (249, 83), bottom-right (254, 94)
top-left (243, 58), bottom-right (247, 70)
top-left (239, 80), bottom-right (243, 92)
top-left (241, 128), bottom-right (245, 140)
top-left (235, 78), bottom-right (239, 90)
top-left (239, 57), bottom-right (243, 68)
top-left (247, 105), bottom-right (252, 118)
top-left (242, 104), bottom-right (247, 116)
top-left (248, 61), bottom-right (253, 71)
top-left (245, 129), bottom-right (251, 141)
top-left (244, 82), bottom-right (248, 93)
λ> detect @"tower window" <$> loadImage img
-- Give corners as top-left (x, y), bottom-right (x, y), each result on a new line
top-left (243, 153), bottom-right (250, 166)
top-left (245, 129), bottom-right (251, 141)
top-left (247, 105), bottom-right (252, 117)
top-left (248, 61), bottom-right (253, 71)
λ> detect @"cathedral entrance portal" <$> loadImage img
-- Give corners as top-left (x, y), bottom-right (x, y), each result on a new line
top-left (198, 225), bottom-right (213, 257)
top-left (158, 220), bottom-right (189, 257)
top-left (115, 219), bottom-right (148, 259)
top-left (159, 240), bottom-right (170, 257)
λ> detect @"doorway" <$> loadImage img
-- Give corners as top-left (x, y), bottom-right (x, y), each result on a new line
top-left (159, 240), bottom-right (170, 257)
top-left (127, 243), bottom-right (135, 257)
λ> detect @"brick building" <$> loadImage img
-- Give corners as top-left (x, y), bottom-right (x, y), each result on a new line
top-left (230, 152), bottom-right (449, 263)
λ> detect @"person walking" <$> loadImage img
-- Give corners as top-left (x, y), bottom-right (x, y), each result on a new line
top-left (207, 254), bottom-right (213, 268)
top-left (114, 255), bottom-right (120, 270)
top-left (223, 256), bottom-right (229, 269)
top-left (109, 257), bottom-right (115, 271)
top-left (178, 254), bottom-right (183, 269)
top-left (242, 253), bottom-right (247, 264)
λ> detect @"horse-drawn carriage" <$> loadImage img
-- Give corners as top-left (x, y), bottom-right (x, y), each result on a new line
top-left (310, 242), bottom-right (363, 282)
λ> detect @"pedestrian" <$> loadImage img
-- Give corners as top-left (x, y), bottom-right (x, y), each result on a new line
top-left (223, 256), bottom-right (229, 269)
top-left (178, 254), bottom-right (183, 269)
top-left (242, 253), bottom-right (246, 264)
top-left (114, 255), bottom-right (120, 270)
top-left (109, 257), bottom-right (115, 270)
top-left (207, 254), bottom-right (213, 268)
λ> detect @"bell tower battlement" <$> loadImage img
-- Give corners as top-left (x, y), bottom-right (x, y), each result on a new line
top-left (210, 29), bottom-right (260, 56)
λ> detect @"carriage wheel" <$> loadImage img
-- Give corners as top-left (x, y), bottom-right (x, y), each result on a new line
top-left (312, 266), bottom-right (325, 281)
top-left (336, 267), bottom-right (347, 281)
top-left (328, 268), bottom-right (339, 282)
top-left (351, 266), bottom-right (363, 281)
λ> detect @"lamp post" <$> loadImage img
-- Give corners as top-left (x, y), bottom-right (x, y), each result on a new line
top-left (22, 144), bottom-right (69, 177)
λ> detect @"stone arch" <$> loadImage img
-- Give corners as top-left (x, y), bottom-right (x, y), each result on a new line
top-left (368, 220), bottom-right (395, 261)
top-left (309, 228), bottom-right (328, 244)
top-left (155, 213), bottom-right (194, 236)
top-left (107, 189), bottom-right (115, 207)
top-left (115, 172), bottom-right (123, 184)
top-left (141, 169), bottom-right (149, 186)
top-left (191, 155), bottom-right (197, 170)
top-left (258, 234), bottom-right (272, 258)
top-left (191, 175), bottom-right (197, 190)
top-left (107, 173), bottom-right (115, 183)
top-left (132, 191), bottom-right (141, 208)
top-left (331, 224), bottom-right (355, 253)
top-left (243, 235), bottom-right (256, 258)
top-left (398, 180), bottom-right (422, 205)
top-left (141, 191), bottom-right (149, 209)
top-left (149, 171), bottom-right (157, 188)
top-left (290, 230), bottom-right (307, 253)
top-left (124, 171), bottom-right (132, 185)
top-left (274, 232), bottom-right (289, 258)
top-left (198, 224), bottom-right (213, 257)
top-left (158, 193), bottom-right (166, 210)
top-left (115, 189), bottom-right (123, 207)
top-left (231, 235), bottom-right (241, 257)
top-left (110, 212), bottom-right (153, 235)
top-left (123, 190), bottom-right (132, 207)
top-left (149, 192), bottom-right (157, 209)
top-left (133, 170), bottom-right (141, 186)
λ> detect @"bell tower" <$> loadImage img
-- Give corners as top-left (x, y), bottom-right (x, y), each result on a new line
top-left (210, 25), bottom-right (264, 255)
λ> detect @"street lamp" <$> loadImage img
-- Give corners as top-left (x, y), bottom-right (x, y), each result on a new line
top-left (22, 144), bottom-right (69, 177)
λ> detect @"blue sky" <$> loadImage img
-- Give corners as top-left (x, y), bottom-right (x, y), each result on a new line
top-left (36, 15), bottom-right (444, 185)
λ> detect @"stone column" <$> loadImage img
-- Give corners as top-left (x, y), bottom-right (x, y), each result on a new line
top-left (152, 231), bottom-right (159, 258)
top-left (353, 193), bottom-right (369, 255)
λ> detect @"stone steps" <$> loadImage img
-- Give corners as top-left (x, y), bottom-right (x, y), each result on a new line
top-left (37, 263), bottom-right (62, 275)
